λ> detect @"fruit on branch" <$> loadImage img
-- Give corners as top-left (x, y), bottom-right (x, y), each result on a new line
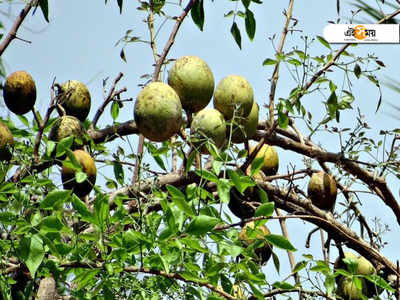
top-left (231, 284), bottom-right (245, 299)
top-left (168, 55), bottom-right (214, 113)
top-left (334, 252), bottom-right (382, 298)
top-left (213, 75), bottom-right (254, 120)
top-left (230, 101), bottom-right (259, 144)
top-left (249, 144), bottom-right (279, 176)
top-left (228, 170), bottom-right (266, 219)
top-left (61, 149), bottom-right (97, 197)
top-left (0, 120), bottom-right (14, 161)
top-left (307, 171), bottom-right (337, 211)
top-left (3, 70), bottom-right (36, 115)
top-left (134, 82), bottom-right (182, 142)
top-left (190, 108), bottom-right (226, 153)
top-left (48, 115), bottom-right (87, 149)
top-left (57, 80), bottom-right (91, 121)
top-left (336, 277), bottom-right (367, 300)
top-left (239, 221), bottom-right (273, 264)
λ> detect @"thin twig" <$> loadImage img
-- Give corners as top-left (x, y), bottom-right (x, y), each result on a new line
top-left (0, 0), bottom-right (35, 56)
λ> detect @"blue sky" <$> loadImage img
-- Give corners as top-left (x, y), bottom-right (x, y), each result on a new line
top-left (1, 0), bottom-right (400, 288)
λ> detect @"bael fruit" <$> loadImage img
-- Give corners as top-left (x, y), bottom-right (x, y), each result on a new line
top-left (239, 221), bottom-right (273, 264)
top-left (230, 101), bottom-right (259, 144)
top-left (58, 80), bottom-right (91, 122)
top-left (249, 144), bottom-right (279, 176)
top-left (336, 277), bottom-right (367, 300)
top-left (48, 115), bottom-right (86, 149)
top-left (307, 171), bottom-right (337, 211)
top-left (190, 108), bottom-right (226, 153)
top-left (168, 56), bottom-right (214, 113)
top-left (134, 82), bottom-right (182, 142)
top-left (213, 75), bottom-right (254, 120)
top-left (3, 71), bottom-right (36, 115)
top-left (61, 149), bottom-right (97, 197)
top-left (0, 120), bottom-right (14, 161)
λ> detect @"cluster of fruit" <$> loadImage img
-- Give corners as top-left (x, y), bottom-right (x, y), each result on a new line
top-left (1, 71), bottom-right (96, 198)
top-left (134, 55), bottom-right (261, 147)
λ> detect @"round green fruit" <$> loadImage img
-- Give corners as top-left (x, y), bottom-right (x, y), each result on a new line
top-left (0, 120), bottom-right (14, 161)
top-left (48, 115), bottom-right (86, 149)
top-left (190, 108), bottom-right (226, 153)
top-left (230, 101), bottom-right (259, 144)
top-left (213, 75), bottom-right (254, 120)
top-left (249, 144), bottom-right (279, 176)
top-left (62, 149), bottom-right (97, 197)
top-left (336, 277), bottom-right (367, 300)
top-left (307, 171), bottom-right (337, 211)
top-left (134, 82), bottom-right (182, 142)
top-left (168, 56), bottom-right (214, 113)
top-left (239, 221), bottom-right (273, 264)
top-left (3, 71), bottom-right (36, 115)
top-left (58, 80), bottom-right (91, 122)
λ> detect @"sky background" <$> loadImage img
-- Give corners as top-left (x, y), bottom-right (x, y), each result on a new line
top-left (1, 0), bottom-right (400, 291)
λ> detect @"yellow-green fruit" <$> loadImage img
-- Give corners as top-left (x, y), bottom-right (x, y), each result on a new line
top-left (134, 82), bottom-right (182, 142)
top-left (307, 171), bottom-right (337, 211)
top-left (213, 75), bottom-right (254, 120)
top-left (190, 108), bottom-right (226, 153)
top-left (336, 277), bottom-right (367, 300)
top-left (3, 71), bottom-right (36, 115)
top-left (168, 56), bottom-right (214, 113)
top-left (230, 101), bottom-right (259, 144)
top-left (48, 115), bottom-right (86, 149)
top-left (0, 120), bottom-right (13, 161)
top-left (58, 80), bottom-right (91, 122)
top-left (232, 284), bottom-right (245, 299)
top-left (249, 144), bottom-right (279, 176)
top-left (61, 150), bottom-right (97, 197)
top-left (239, 221), bottom-right (272, 264)
top-left (357, 256), bottom-right (375, 276)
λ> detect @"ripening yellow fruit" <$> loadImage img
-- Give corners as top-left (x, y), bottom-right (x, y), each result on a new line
top-left (58, 80), bottom-right (91, 122)
top-left (307, 171), bottom-right (337, 211)
top-left (3, 71), bottom-right (36, 115)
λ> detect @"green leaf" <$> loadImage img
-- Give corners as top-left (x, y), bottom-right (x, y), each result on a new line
top-left (153, 155), bottom-right (167, 171)
top-left (117, 0), bottom-right (123, 13)
top-left (250, 157), bottom-right (264, 176)
top-left (39, 216), bottom-right (64, 232)
top-left (18, 115), bottom-right (30, 127)
top-left (70, 194), bottom-right (93, 221)
top-left (241, 0), bottom-right (250, 8)
top-left (212, 160), bottom-right (223, 175)
top-left (120, 48), bottom-right (127, 62)
top-left (186, 215), bottom-right (220, 236)
top-left (245, 9), bottom-right (256, 40)
top-left (354, 63), bottom-right (362, 79)
top-left (278, 111), bottom-right (289, 128)
top-left (317, 35), bottom-right (331, 50)
top-left (327, 91), bottom-right (338, 120)
top-left (38, 0), bottom-right (49, 22)
top-left (75, 171), bottom-right (87, 184)
top-left (40, 190), bottom-right (71, 210)
top-left (17, 234), bottom-right (44, 278)
top-left (217, 179), bottom-right (230, 204)
top-left (195, 169), bottom-right (219, 183)
top-left (287, 59), bottom-right (301, 66)
top-left (231, 22), bottom-right (242, 49)
top-left (254, 202), bottom-right (274, 217)
top-left (0, 212), bottom-right (17, 225)
top-left (191, 0), bottom-right (205, 31)
top-left (111, 101), bottom-right (120, 120)
top-left (167, 185), bottom-right (195, 216)
top-left (262, 58), bottom-right (277, 66)
top-left (293, 260), bottom-right (308, 273)
top-left (265, 234), bottom-right (297, 251)
top-left (227, 169), bottom-right (255, 194)
top-left (113, 161), bottom-right (124, 185)
top-left (56, 136), bottom-right (74, 157)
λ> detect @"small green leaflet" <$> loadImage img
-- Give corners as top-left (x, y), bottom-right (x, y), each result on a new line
top-left (265, 234), bottom-right (297, 251)
top-left (245, 9), bottom-right (256, 40)
top-left (17, 234), bottom-right (44, 278)
top-left (317, 35), bottom-right (331, 50)
top-left (231, 22), bottom-right (242, 49)
top-left (186, 215), bottom-right (220, 235)
top-left (191, 0), bottom-right (205, 31)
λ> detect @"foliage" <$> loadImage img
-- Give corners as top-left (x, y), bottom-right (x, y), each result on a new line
top-left (0, 0), bottom-right (400, 299)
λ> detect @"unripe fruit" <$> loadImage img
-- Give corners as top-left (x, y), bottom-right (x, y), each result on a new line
top-left (213, 75), bottom-right (254, 120)
top-left (168, 56), bottom-right (214, 113)
top-left (239, 221), bottom-right (273, 264)
top-left (190, 108), bottom-right (226, 153)
top-left (230, 101), bottom-right (259, 144)
top-left (58, 80), bottom-right (91, 122)
top-left (3, 71), bottom-right (36, 115)
top-left (134, 82), bottom-right (182, 142)
top-left (61, 150), bottom-right (97, 197)
top-left (48, 115), bottom-right (86, 149)
top-left (249, 144), bottom-right (279, 176)
top-left (336, 277), bottom-right (367, 300)
top-left (307, 171), bottom-right (337, 211)
top-left (0, 120), bottom-right (14, 161)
